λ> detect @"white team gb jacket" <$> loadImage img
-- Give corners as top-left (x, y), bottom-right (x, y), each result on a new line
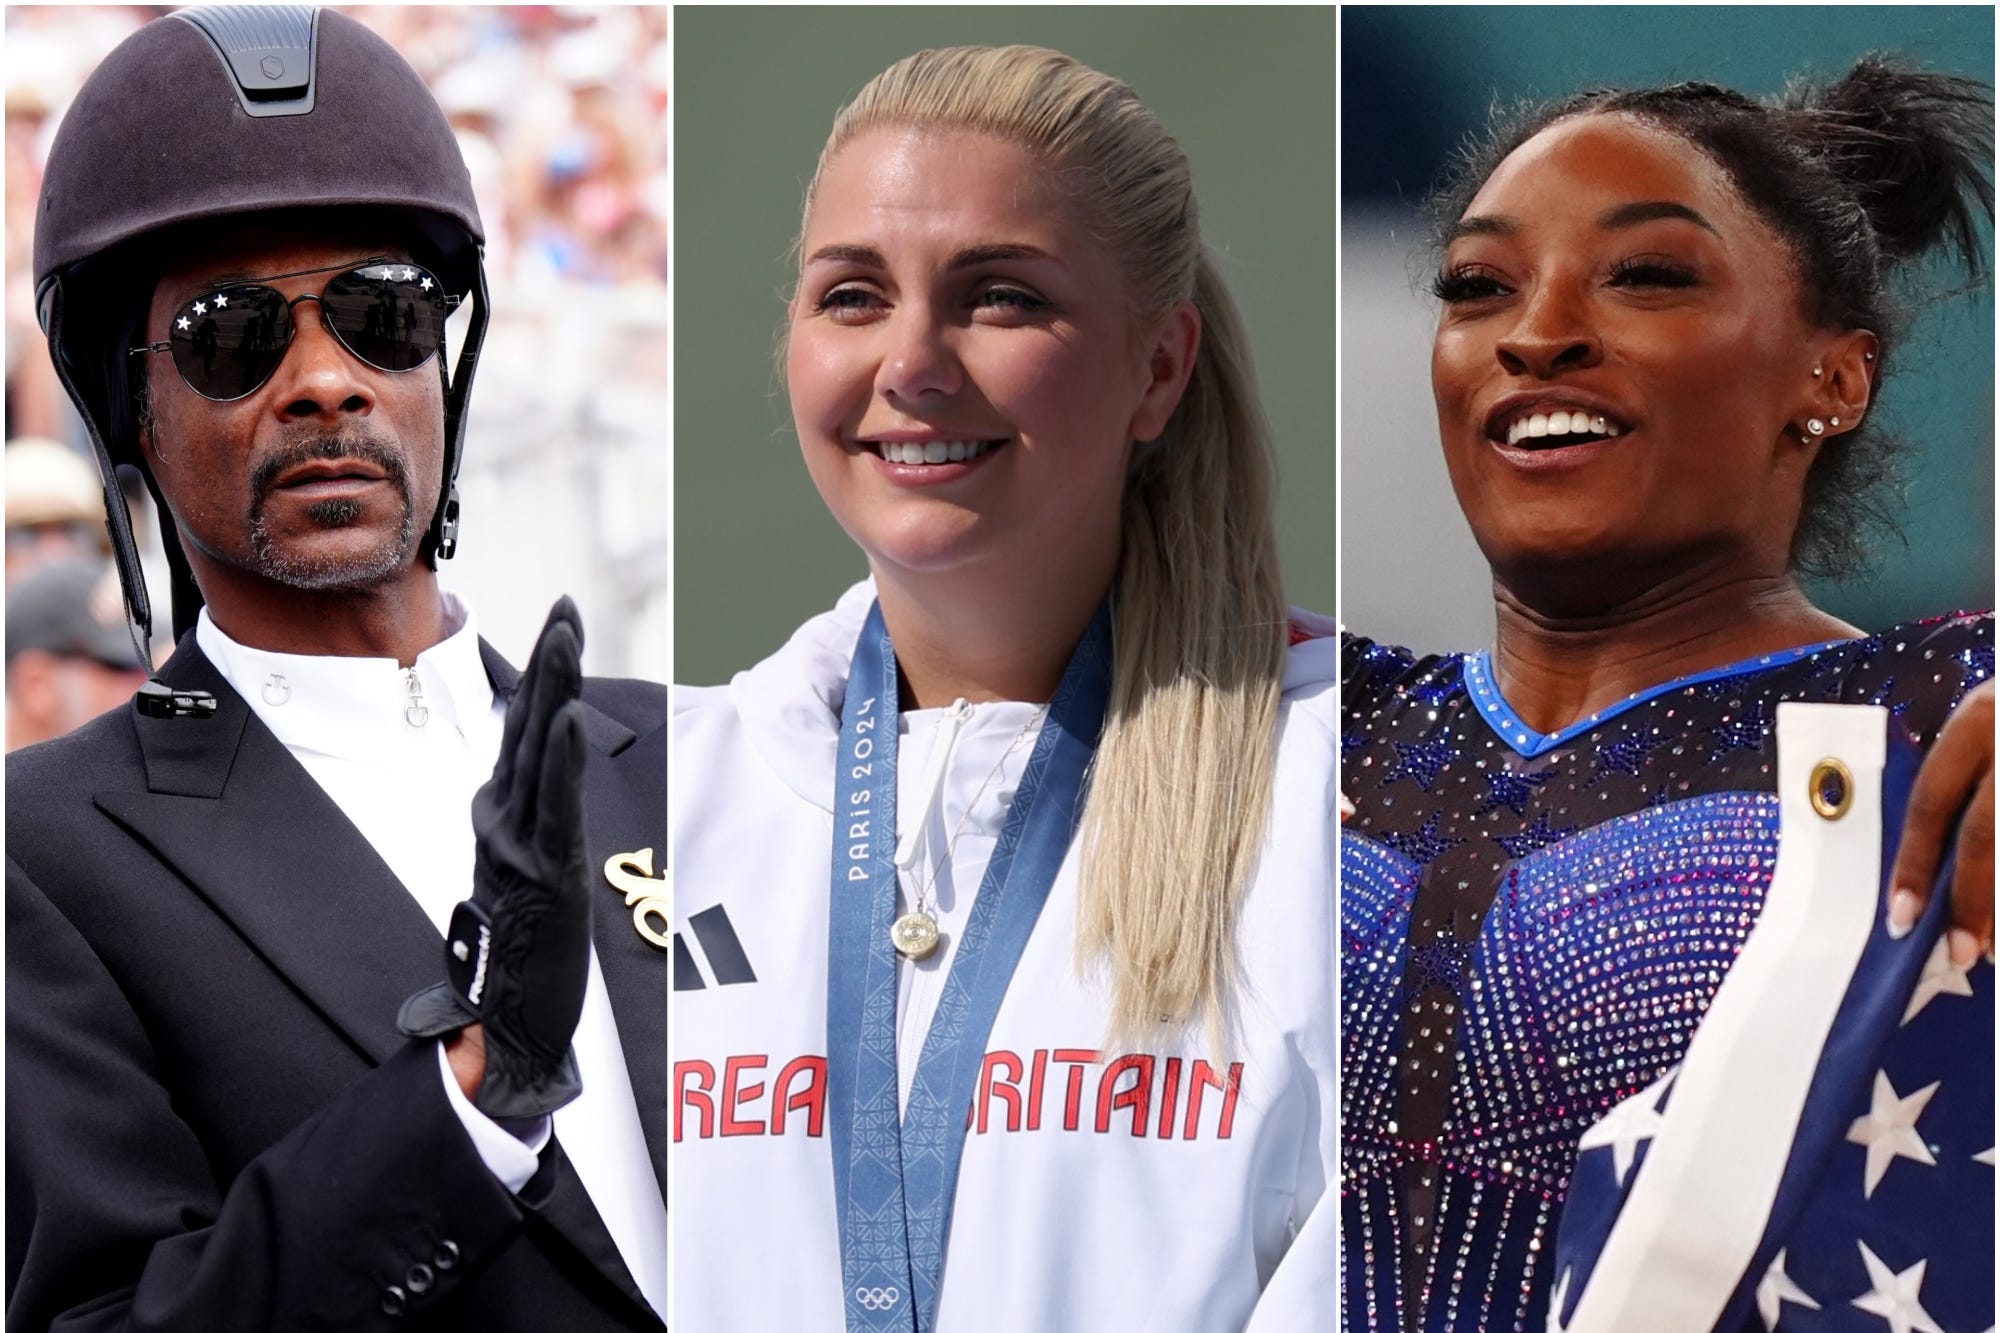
top-left (670, 582), bottom-right (1336, 1331)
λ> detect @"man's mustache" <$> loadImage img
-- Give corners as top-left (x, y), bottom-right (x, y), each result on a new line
top-left (248, 431), bottom-right (412, 510)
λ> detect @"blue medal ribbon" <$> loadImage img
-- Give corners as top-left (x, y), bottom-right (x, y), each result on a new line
top-left (827, 599), bottom-right (1113, 1332)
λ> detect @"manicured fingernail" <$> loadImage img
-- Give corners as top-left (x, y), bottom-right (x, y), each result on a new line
top-left (1339, 793), bottom-right (1356, 821)
top-left (1949, 928), bottom-right (1980, 968)
top-left (1885, 889), bottom-right (1920, 939)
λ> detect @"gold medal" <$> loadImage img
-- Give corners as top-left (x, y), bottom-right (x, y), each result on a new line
top-left (891, 911), bottom-right (941, 960)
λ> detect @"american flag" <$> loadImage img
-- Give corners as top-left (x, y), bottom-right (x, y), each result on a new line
top-left (1549, 714), bottom-right (1993, 1333)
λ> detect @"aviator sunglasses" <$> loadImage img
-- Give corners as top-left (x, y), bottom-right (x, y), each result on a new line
top-left (130, 257), bottom-right (457, 402)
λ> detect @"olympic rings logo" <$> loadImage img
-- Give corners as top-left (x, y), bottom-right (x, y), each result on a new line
top-left (854, 1286), bottom-right (902, 1311)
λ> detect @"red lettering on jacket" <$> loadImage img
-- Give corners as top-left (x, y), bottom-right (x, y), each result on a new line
top-left (771, 1056), bottom-right (827, 1137)
top-left (977, 1050), bottom-right (1025, 1134)
top-left (720, 1055), bottom-right (768, 1136)
top-left (1157, 1057), bottom-right (1183, 1139)
top-left (674, 1060), bottom-right (716, 1142)
top-left (1053, 1048), bottom-right (1101, 1132)
top-left (1184, 1060), bottom-right (1244, 1140)
top-left (679, 1049), bottom-right (1251, 1141)
top-left (1095, 1054), bottom-right (1154, 1136)
top-left (1027, 1048), bottom-right (1049, 1131)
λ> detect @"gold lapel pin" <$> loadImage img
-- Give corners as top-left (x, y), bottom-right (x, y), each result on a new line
top-left (604, 847), bottom-right (669, 951)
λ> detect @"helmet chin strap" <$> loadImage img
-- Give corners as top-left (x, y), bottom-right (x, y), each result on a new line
top-left (41, 279), bottom-right (153, 669)
top-left (430, 257), bottom-right (489, 564)
top-left (41, 277), bottom-right (217, 720)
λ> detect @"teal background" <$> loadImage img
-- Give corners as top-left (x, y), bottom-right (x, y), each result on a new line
top-left (674, 7), bottom-right (1338, 685)
top-left (1341, 5), bottom-right (1995, 647)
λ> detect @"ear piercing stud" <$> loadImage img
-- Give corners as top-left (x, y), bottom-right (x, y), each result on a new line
top-left (1812, 366), bottom-right (1822, 377)
top-left (1806, 419), bottom-right (1826, 436)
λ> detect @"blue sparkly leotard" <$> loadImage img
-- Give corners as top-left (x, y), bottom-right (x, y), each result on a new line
top-left (1338, 613), bottom-right (1993, 1333)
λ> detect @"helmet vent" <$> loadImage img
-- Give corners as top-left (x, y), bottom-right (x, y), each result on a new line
top-left (174, 5), bottom-right (319, 118)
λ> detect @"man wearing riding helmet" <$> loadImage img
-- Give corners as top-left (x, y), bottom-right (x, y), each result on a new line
top-left (8, 9), bottom-right (665, 1330)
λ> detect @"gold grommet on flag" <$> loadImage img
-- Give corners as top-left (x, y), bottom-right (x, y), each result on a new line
top-left (1807, 757), bottom-right (1853, 821)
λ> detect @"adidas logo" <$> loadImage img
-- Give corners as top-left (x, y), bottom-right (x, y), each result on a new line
top-left (673, 904), bottom-right (757, 990)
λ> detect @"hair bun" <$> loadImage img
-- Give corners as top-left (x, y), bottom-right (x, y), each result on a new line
top-left (1785, 55), bottom-right (1994, 271)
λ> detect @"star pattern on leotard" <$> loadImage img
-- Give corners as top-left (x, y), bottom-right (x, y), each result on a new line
top-left (1406, 933), bottom-right (1476, 999)
top-left (1493, 811), bottom-right (1577, 859)
top-left (1858, 671), bottom-right (1919, 727)
top-left (1379, 811), bottom-right (1464, 867)
top-left (1406, 667), bottom-right (1466, 707)
top-left (1360, 640), bottom-right (1412, 672)
top-left (1591, 731), bottom-right (1659, 781)
top-left (1385, 736), bottom-right (1456, 792)
top-left (1707, 697), bottom-right (1771, 757)
top-left (1805, 650), bottom-right (1858, 693)
top-left (1478, 766), bottom-right (1552, 817)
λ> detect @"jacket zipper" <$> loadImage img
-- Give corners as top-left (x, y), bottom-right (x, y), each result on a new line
top-left (403, 667), bottom-right (430, 728)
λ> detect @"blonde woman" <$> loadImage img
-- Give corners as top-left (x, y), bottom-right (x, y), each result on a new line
top-left (670, 46), bottom-right (1334, 1333)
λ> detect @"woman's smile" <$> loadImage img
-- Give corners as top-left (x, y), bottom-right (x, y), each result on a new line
top-left (854, 428), bottom-right (1013, 484)
top-left (1481, 389), bottom-right (1636, 474)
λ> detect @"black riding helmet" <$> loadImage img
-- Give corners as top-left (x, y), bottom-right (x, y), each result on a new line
top-left (33, 5), bottom-right (487, 672)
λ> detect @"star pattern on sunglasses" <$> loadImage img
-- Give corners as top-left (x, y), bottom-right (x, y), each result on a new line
top-left (133, 258), bottom-right (453, 400)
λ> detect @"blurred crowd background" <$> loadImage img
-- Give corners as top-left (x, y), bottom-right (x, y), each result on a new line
top-left (1341, 5), bottom-right (1994, 653)
top-left (5, 4), bottom-right (669, 749)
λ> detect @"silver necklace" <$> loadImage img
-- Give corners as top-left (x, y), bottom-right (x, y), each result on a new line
top-left (890, 699), bottom-right (1047, 960)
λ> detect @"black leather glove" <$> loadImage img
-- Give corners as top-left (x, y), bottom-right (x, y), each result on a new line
top-left (399, 597), bottom-right (592, 1119)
